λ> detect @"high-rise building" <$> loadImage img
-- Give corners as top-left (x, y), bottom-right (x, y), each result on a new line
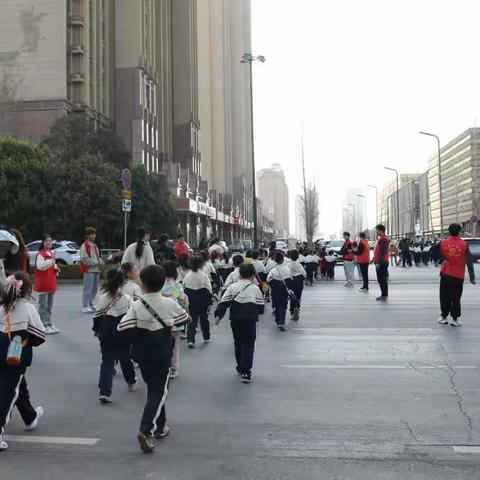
top-left (257, 164), bottom-right (289, 238)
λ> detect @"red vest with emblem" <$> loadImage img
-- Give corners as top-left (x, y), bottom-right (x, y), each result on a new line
top-left (374, 234), bottom-right (390, 263)
top-left (343, 240), bottom-right (355, 261)
top-left (440, 237), bottom-right (467, 280)
top-left (356, 239), bottom-right (371, 264)
top-left (34, 249), bottom-right (57, 293)
top-left (80, 241), bottom-right (100, 273)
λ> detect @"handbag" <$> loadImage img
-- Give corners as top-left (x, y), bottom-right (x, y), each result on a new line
top-left (5, 312), bottom-right (26, 367)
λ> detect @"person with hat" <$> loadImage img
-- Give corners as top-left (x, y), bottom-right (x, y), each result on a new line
top-left (0, 228), bottom-right (19, 285)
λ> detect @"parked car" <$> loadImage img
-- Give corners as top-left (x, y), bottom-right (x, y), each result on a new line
top-left (27, 240), bottom-right (81, 267)
top-left (229, 239), bottom-right (245, 254)
top-left (106, 250), bottom-right (124, 264)
top-left (463, 238), bottom-right (480, 262)
top-left (328, 239), bottom-right (345, 264)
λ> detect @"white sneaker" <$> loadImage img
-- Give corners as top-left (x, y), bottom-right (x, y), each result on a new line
top-left (25, 406), bottom-right (44, 431)
top-left (99, 395), bottom-right (112, 404)
top-left (449, 318), bottom-right (462, 327)
top-left (438, 316), bottom-right (449, 325)
top-left (82, 307), bottom-right (94, 314)
top-left (0, 434), bottom-right (8, 451)
top-left (49, 325), bottom-right (60, 335)
top-left (187, 342), bottom-right (195, 349)
top-left (169, 369), bottom-right (178, 379)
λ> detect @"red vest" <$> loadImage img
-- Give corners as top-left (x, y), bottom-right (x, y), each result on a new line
top-left (374, 234), bottom-right (390, 263)
top-left (343, 240), bottom-right (355, 261)
top-left (80, 241), bottom-right (100, 273)
top-left (356, 239), bottom-right (371, 264)
top-left (440, 237), bottom-right (467, 280)
top-left (34, 249), bottom-right (57, 293)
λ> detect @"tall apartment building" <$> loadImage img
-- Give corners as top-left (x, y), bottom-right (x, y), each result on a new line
top-left (257, 164), bottom-right (290, 238)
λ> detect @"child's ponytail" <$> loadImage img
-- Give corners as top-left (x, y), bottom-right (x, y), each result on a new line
top-left (0, 272), bottom-right (32, 312)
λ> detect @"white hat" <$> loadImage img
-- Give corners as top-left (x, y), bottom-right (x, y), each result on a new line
top-left (0, 229), bottom-right (19, 255)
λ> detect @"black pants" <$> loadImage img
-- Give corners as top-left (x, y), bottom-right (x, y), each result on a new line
top-left (98, 337), bottom-right (136, 396)
top-left (305, 264), bottom-right (315, 284)
top-left (290, 275), bottom-right (304, 313)
top-left (231, 318), bottom-right (257, 375)
top-left (402, 251), bottom-right (412, 267)
top-left (138, 364), bottom-right (170, 436)
top-left (359, 263), bottom-right (369, 290)
top-left (327, 263), bottom-right (335, 279)
top-left (376, 264), bottom-right (389, 297)
top-left (187, 304), bottom-right (210, 343)
top-left (440, 275), bottom-right (464, 320)
top-left (271, 289), bottom-right (288, 326)
top-left (0, 369), bottom-right (37, 435)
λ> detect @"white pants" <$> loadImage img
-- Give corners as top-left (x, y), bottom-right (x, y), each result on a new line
top-left (344, 261), bottom-right (355, 284)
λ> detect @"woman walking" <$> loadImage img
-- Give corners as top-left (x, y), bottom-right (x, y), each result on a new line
top-left (122, 228), bottom-right (155, 273)
top-left (34, 235), bottom-right (59, 335)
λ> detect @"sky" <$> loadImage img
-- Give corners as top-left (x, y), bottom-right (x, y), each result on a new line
top-left (251, 0), bottom-right (480, 237)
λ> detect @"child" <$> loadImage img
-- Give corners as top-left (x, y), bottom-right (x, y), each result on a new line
top-left (176, 253), bottom-right (191, 283)
top-left (202, 251), bottom-right (220, 298)
top-left (121, 263), bottom-right (142, 300)
top-left (214, 264), bottom-right (264, 383)
top-left (267, 251), bottom-right (295, 331)
top-left (304, 249), bottom-right (318, 286)
top-left (183, 256), bottom-right (213, 348)
top-left (217, 251), bottom-right (233, 285)
top-left (93, 268), bottom-right (136, 404)
top-left (160, 261), bottom-right (189, 379)
top-left (325, 250), bottom-right (337, 280)
top-left (34, 234), bottom-right (60, 335)
top-left (318, 247), bottom-right (327, 279)
top-left (0, 273), bottom-right (46, 451)
top-left (223, 254), bottom-right (245, 289)
top-left (289, 250), bottom-right (307, 321)
top-left (117, 265), bottom-right (190, 453)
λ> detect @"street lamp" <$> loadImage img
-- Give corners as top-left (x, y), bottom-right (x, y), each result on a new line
top-left (367, 184), bottom-right (378, 226)
top-left (347, 203), bottom-right (356, 234)
top-left (420, 131), bottom-right (444, 238)
top-left (384, 167), bottom-right (400, 239)
top-left (356, 194), bottom-right (367, 231)
top-left (241, 53), bottom-right (266, 248)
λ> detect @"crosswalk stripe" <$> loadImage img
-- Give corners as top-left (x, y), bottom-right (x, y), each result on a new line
top-left (5, 435), bottom-right (99, 445)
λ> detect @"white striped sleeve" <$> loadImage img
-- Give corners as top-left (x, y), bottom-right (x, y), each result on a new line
top-left (117, 303), bottom-right (138, 331)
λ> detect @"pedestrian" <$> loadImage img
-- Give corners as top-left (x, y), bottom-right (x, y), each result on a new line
top-left (289, 250), bottom-right (306, 320)
top-left (390, 242), bottom-right (399, 266)
top-left (121, 263), bottom-right (142, 300)
top-left (355, 232), bottom-right (370, 293)
top-left (117, 265), bottom-right (190, 453)
top-left (174, 234), bottom-right (189, 258)
top-left (340, 232), bottom-right (355, 288)
top-left (93, 268), bottom-right (136, 404)
top-left (224, 254), bottom-right (245, 289)
top-left (4, 229), bottom-right (30, 275)
top-left (208, 237), bottom-right (224, 258)
top-left (160, 261), bottom-right (189, 379)
top-left (267, 250), bottom-right (294, 331)
top-left (325, 250), bottom-right (337, 280)
top-left (214, 264), bottom-right (264, 384)
top-left (399, 238), bottom-right (411, 267)
top-left (0, 229), bottom-right (19, 284)
top-left (183, 256), bottom-right (213, 348)
top-left (304, 249), bottom-right (318, 286)
top-left (422, 242), bottom-right (431, 266)
top-left (318, 247), bottom-right (327, 279)
top-left (432, 223), bottom-right (476, 327)
top-left (176, 253), bottom-right (191, 283)
top-left (0, 272), bottom-right (46, 451)
top-left (373, 225), bottom-right (390, 302)
top-left (153, 233), bottom-right (176, 264)
top-left (34, 235), bottom-right (60, 334)
top-left (80, 227), bottom-right (103, 314)
top-left (413, 243), bottom-right (422, 267)
top-left (122, 227), bottom-right (155, 272)
top-left (202, 250), bottom-right (220, 297)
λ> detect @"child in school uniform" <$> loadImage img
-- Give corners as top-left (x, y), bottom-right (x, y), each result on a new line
top-left (214, 264), bottom-right (264, 384)
top-left (183, 256), bottom-right (213, 348)
top-left (223, 254), bottom-right (245, 289)
top-left (289, 250), bottom-right (307, 321)
top-left (325, 250), bottom-right (337, 280)
top-left (304, 250), bottom-right (318, 285)
top-left (0, 272), bottom-right (46, 451)
top-left (117, 265), bottom-right (189, 453)
top-left (93, 268), bottom-right (136, 404)
top-left (121, 263), bottom-right (142, 300)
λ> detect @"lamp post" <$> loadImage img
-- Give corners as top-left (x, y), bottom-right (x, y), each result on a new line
top-left (384, 167), bottom-right (400, 239)
top-left (241, 53), bottom-right (266, 248)
top-left (367, 184), bottom-right (378, 226)
top-left (356, 194), bottom-right (367, 231)
top-left (420, 131), bottom-right (444, 238)
top-left (347, 203), bottom-right (356, 234)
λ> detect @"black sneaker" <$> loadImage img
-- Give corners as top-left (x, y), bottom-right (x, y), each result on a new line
top-left (241, 373), bottom-right (252, 384)
top-left (154, 425), bottom-right (170, 439)
top-left (137, 432), bottom-right (155, 453)
top-left (292, 307), bottom-right (300, 322)
top-left (278, 324), bottom-right (286, 331)
top-left (236, 366), bottom-right (242, 376)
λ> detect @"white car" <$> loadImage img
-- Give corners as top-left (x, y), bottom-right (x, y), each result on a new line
top-left (27, 240), bottom-right (81, 267)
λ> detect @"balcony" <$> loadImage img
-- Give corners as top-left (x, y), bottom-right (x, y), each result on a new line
top-left (70, 72), bottom-right (85, 83)
top-left (68, 14), bottom-right (85, 26)
top-left (70, 44), bottom-right (85, 55)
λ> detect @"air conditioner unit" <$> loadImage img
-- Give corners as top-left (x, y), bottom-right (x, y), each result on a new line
top-left (68, 14), bottom-right (85, 26)
top-left (70, 44), bottom-right (84, 55)
top-left (70, 73), bottom-right (85, 83)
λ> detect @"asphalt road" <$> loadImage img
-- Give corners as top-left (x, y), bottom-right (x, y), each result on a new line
top-left (2, 264), bottom-right (480, 480)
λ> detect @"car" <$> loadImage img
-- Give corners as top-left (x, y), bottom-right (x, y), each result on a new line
top-left (328, 239), bottom-right (345, 264)
top-left (27, 240), bottom-right (81, 267)
top-left (243, 240), bottom-right (252, 252)
top-left (228, 239), bottom-right (245, 254)
top-left (106, 250), bottom-right (124, 264)
top-left (463, 238), bottom-right (480, 262)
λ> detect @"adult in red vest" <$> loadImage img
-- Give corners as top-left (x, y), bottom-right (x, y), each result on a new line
top-left (34, 234), bottom-right (59, 335)
top-left (434, 223), bottom-right (476, 327)
top-left (80, 227), bottom-right (103, 313)
top-left (175, 234), bottom-right (189, 258)
top-left (373, 224), bottom-right (390, 302)
top-left (340, 232), bottom-right (355, 287)
top-left (355, 232), bottom-right (371, 293)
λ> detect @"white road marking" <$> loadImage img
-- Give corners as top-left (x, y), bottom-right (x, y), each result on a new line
top-left (281, 365), bottom-right (477, 370)
top-left (5, 435), bottom-right (99, 445)
top-left (453, 446), bottom-right (480, 453)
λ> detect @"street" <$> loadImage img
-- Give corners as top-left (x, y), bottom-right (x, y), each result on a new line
top-left (2, 265), bottom-right (480, 480)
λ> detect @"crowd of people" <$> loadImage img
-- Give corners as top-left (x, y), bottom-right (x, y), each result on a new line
top-left (0, 222), bottom-right (475, 453)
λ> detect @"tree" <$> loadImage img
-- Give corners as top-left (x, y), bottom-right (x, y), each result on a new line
top-left (300, 184), bottom-right (319, 247)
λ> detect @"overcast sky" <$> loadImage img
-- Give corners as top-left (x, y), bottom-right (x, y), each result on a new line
top-left (251, 0), bottom-right (480, 237)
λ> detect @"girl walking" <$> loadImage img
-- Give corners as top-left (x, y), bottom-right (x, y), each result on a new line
top-left (0, 273), bottom-right (46, 451)
top-left (121, 263), bottom-right (142, 300)
top-left (34, 235), bottom-right (59, 335)
top-left (122, 227), bottom-right (155, 273)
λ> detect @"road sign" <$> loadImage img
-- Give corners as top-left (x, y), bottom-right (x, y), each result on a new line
top-left (122, 169), bottom-right (132, 189)
top-left (122, 199), bottom-right (132, 212)
top-left (122, 189), bottom-right (132, 200)
top-left (471, 214), bottom-right (478, 224)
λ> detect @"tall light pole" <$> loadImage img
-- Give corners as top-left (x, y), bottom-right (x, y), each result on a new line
top-left (241, 53), bottom-right (265, 248)
top-left (356, 194), bottom-right (367, 231)
top-left (367, 184), bottom-right (378, 227)
top-left (347, 203), bottom-right (356, 234)
top-left (420, 131), bottom-right (444, 238)
top-left (384, 167), bottom-right (400, 239)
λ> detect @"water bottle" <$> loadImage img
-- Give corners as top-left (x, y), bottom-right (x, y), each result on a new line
top-left (6, 335), bottom-right (23, 366)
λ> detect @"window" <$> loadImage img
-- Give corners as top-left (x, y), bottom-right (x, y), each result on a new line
top-left (27, 242), bottom-right (40, 252)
